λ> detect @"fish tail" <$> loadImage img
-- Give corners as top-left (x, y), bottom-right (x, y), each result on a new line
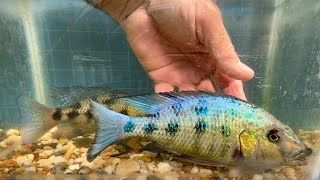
top-left (87, 100), bottom-right (128, 162)
top-left (18, 96), bottom-right (58, 144)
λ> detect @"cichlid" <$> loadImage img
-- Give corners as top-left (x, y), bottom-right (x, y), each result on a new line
top-left (87, 91), bottom-right (312, 170)
top-left (18, 87), bottom-right (145, 144)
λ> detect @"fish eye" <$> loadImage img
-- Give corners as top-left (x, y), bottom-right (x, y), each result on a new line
top-left (267, 129), bottom-right (280, 143)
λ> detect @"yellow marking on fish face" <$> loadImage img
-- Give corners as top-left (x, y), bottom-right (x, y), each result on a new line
top-left (240, 130), bottom-right (258, 158)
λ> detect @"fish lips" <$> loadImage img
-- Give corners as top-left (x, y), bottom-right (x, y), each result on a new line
top-left (287, 147), bottom-right (312, 162)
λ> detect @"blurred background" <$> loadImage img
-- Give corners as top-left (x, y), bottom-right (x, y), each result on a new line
top-left (0, 0), bottom-right (319, 130)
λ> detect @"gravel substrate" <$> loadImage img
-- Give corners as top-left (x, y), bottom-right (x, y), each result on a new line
top-left (0, 128), bottom-right (319, 180)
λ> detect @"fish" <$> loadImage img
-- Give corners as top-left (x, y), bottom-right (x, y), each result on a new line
top-left (87, 91), bottom-right (312, 170)
top-left (18, 86), bottom-right (145, 144)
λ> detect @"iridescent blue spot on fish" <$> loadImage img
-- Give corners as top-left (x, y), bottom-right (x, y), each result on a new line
top-left (165, 122), bottom-right (180, 135)
top-left (220, 125), bottom-right (231, 137)
top-left (229, 109), bottom-right (238, 118)
top-left (195, 99), bottom-right (209, 115)
top-left (245, 113), bottom-right (253, 119)
top-left (143, 123), bottom-right (158, 134)
top-left (172, 103), bottom-right (182, 116)
top-left (194, 121), bottom-right (208, 133)
top-left (124, 121), bottom-right (136, 133)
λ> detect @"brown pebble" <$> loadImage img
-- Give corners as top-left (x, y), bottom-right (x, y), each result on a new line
top-left (57, 162), bottom-right (68, 168)
top-left (74, 137), bottom-right (93, 148)
top-left (15, 167), bottom-right (25, 174)
top-left (182, 166), bottom-right (193, 173)
top-left (2, 159), bottom-right (19, 168)
top-left (141, 156), bottom-right (152, 162)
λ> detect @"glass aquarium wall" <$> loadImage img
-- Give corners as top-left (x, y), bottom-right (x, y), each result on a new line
top-left (0, 0), bottom-right (319, 178)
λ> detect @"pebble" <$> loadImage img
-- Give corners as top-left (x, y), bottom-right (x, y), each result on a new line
top-left (104, 164), bottom-right (116, 174)
top-left (115, 159), bottom-right (140, 176)
top-left (37, 158), bottom-right (53, 168)
top-left (16, 167), bottom-right (25, 174)
top-left (282, 167), bottom-right (296, 177)
top-left (140, 169), bottom-right (148, 174)
top-left (16, 154), bottom-right (34, 166)
top-left (263, 173), bottom-right (276, 180)
top-left (64, 169), bottom-right (73, 174)
top-left (147, 163), bottom-right (156, 171)
top-left (190, 166), bottom-right (199, 174)
top-left (73, 137), bottom-right (93, 148)
top-left (79, 166), bottom-right (91, 174)
top-left (142, 151), bottom-right (158, 158)
top-left (252, 174), bottom-right (264, 180)
top-left (69, 164), bottom-right (80, 171)
top-left (156, 162), bottom-right (172, 173)
top-left (74, 157), bottom-right (83, 163)
top-left (25, 166), bottom-right (36, 173)
top-left (52, 165), bottom-right (66, 174)
top-left (6, 129), bottom-right (20, 136)
top-left (228, 168), bottom-right (241, 178)
top-left (199, 168), bottom-right (212, 175)
top-left (53, 156), bottom-right (67, 165)
top-left (111, 158), bottom-right (121, 165)
top-left (130, 153), bottom-right (145, 160)
top-left (182, 166), bottom-right (193, 173)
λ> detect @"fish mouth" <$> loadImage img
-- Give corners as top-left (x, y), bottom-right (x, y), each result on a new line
top-left (288, 147), bottom-right (312, 162)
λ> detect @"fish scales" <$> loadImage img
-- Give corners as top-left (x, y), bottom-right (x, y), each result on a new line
top-left (119, 93), bottom-right (260, 164)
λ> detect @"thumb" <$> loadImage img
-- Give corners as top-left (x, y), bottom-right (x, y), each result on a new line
top-left (196, 1), bottom-right (254, 80)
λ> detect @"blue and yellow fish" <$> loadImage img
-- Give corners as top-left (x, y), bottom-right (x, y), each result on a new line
top-left (87, 91), bottom-right (311, 170)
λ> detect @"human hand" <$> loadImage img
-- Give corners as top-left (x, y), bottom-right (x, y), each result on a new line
top-left (86, 0), bottom-right (254, 100)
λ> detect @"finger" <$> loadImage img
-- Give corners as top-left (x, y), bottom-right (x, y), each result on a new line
top-left (155, 83), bottom-right (174, 93)
top-left (196, 1), bottom-right (254, 80)
top-left (196, 78), bottom-right (215, 92)
top-left (178, 84), bottom-right (196, 91)
top-left (214, 72), bottom-right (247, 100)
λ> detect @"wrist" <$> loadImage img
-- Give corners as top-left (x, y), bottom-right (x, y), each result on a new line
top-left (86, 0), bottom-right (147, 22)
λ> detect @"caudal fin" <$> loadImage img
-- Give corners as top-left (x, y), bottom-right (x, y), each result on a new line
top-left (87, 100), bottom-right (128, 162)
top-left (18, 97), bottom-right (58, 144)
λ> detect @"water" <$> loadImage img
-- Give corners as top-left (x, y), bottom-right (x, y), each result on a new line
top-left (0, 0), bottom-right (319, 179)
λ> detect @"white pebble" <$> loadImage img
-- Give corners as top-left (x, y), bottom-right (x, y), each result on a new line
top-left (142, 151), bottom-right (157, 158)
top-left (116, 159), bottom-right (140, 176)
top-left (37, 158), bottom-right (53, 168)
top-left (16, 154), bottom-right (34, 166)
top-left (75, 157), bottom-right (83, 163)
top-left (157, 162), bottom-right (172, 173)
top-left (252, 174), bottom-right (264, 180)
top-left (147, 163), bottom-right (156, 171)
top-left (44, 150), bottom-right (53, 156)
top-left (64, 169), bottom-right (73, 174)
top-left (199, 168), bottom-right (212, 175)
top-left (69, 164), bottom-right (80, 171)
top-left (140, 169), bottom-right (149, 174)
top-left (104, 165), bottom-right (116, 174)
top-left (130, 154), bottom-right (145, 159)
top-left (53, 156), bottom-right (67, 165)
top-left (263, 173), bottom-right (275, 180)
top-left (111, 158), bottom-right (121, 165)
top-left (190, 166), bottom-right (199, 174)
top-left (228, 168), bottom-right (241, 178)
top-left (6, 129), bottom-right (20, 136)
top-left (25, 166), bottom-right (36, 173)
top-left (282, 167), bottom-right (296, 177)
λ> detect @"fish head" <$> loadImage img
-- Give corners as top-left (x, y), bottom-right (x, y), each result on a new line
top-left (239, 112), bottom-right (312, 169)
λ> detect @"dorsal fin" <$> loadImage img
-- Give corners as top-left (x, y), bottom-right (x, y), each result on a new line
top-left (49, 86), bottom-right (128, 107)
top-left (118, 91), bottom-right (212, 115)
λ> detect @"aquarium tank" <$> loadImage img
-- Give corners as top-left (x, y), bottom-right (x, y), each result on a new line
top-left (0, 0), bottom-right (319, 179)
